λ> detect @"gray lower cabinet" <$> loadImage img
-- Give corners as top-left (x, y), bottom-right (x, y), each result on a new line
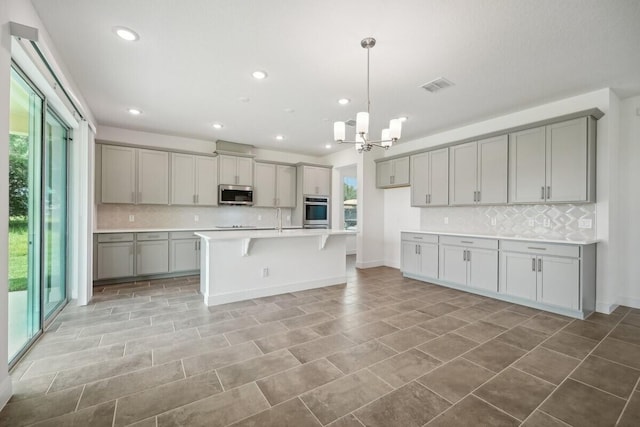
top-left (500, 241), bottom-right (582, 311)
top-left (170, 232), bottom-right (200, 272)
top-left (96, 241), bottom-right (134, 280)
top-left (401, 232), bottom-right (595, 318)
top-left (136, 232), bottom-right (169, 275)
top-left (401, 233), bottom-right (438, 278)
top-left (438, 236), bottom-right (498, 292)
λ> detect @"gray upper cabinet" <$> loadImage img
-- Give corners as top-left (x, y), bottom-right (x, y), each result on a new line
top-left (137, 149), bottom-right (169, 205)
top-left (411, 148), bottom-right (448, 207)
top-left (171, 154), bottom-right (218, 206)
top-left (101, 145), bottom-right (136, 204)
top-left (219, 154), bottom-right (253, 186)
top-left (376, 156), bottom-right (410, 188)
top-left (449, 135), bottom-right (508, 205)
top-left (302, 166), bottom-right (331, 196)
top-left (254, 162), bottom-right (297, 208)
top-left (545, 118), bottom-right (589, 202)
top-left (509, 117), bottom-right (592, 204)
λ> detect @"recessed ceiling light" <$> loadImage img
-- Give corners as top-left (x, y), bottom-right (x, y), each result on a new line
top-left (275, 135), bottom-right (284, 141)
top-left (325, 144), bottom-right (332, 149)
top-left (127, 108), bottom-right (141, 115)
top-left (283, 108), bottom-right (295, 113)
top-left (398, 116), bottom-right (408, 122)
top-left (114, 27), bottom-right (139, 42)
top-left (252, 70), bottom-right (268, 80)
top-left (338, 98), bottom-right (350, 105)
top-left (212, 123), bottom-right (224, 129)
top-left (238, 97), bottom-right (251, 103)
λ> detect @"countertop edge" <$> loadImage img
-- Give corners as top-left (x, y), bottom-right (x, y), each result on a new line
top-left (400, 230), bottom-right (597, 245)
top-left (94, 226), bottom-right (304, 234)
top-left (196, 229), bottom-right (356, 240)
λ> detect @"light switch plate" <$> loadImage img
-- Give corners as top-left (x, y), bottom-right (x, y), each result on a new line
top-left (528, 219), bottom-right (535, 227)
top-left (543, 218), bottom-right (551, 228)
top-left (491, 217), bottom-right (497, 226)
top-left (444, 217), bottom-right (449, 224)
top-left (128, 215), bottom-right (135, 222)
top-left (194, 215), bottom-right (199, 222)
top-left (578, 219), bottom-right (593, 229)
top-left (258, 215), bottom-right (262, 221)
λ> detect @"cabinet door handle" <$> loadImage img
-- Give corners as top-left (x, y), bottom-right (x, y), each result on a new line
top-left (527, 247), bottom-right (547, 251)
top-left (195, 241), bottom-right (198, 250)
top-left (428, 194), bottom-right (432, 204)
top-left (418, 245), bottom-right (421, 255)
top-left (461, 241), bottom-right (474, 244)
top-left (532, 257), bottom-right (536, 271)
top-left (425, 194), bottom-right (428, 204)
top-left (541, 186), bottom-right (545, 200)
top-left (463, 250), bottom-right (467, 261)
top-left (466, 250), bottom-right (471, 262)
top-left (193, 194), bottom-right (196, 204)
top-left (477, 191), bottom-right (480, 202)
top-left (415, 245), bottom-right (418, 254)
top-left (546, 186), bottom-right (551, 199)
top-left (538, 258), bottom-right (542, 272)
top-left (473, 191), bottom-right (477, 202)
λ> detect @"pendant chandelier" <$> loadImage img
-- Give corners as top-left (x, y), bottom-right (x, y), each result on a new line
top-left (333, 37), bottom-right (402, 152)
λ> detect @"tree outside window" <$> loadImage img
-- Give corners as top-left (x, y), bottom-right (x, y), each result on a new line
top-left (344, 177), bottom-right (357, 230)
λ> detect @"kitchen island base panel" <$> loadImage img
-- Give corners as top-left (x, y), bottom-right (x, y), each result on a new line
top-left (198, 231), bottom-right (349, 307)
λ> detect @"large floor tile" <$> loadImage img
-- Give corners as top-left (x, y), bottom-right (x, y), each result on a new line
top-left (592, 337), bottom-right (640, 369)
top-left (229, 397), bottom-right (321, 427)
top-left (483, 310), bottom-right (530, 329)
top-left (384, 311), bottom-right (433, 329)
top-left (156, 382), bottom-right (269, 427)
top-left (563, 319), bottom-right (613, 341)
top-left (23, 344), bottom-right (125, 378)
top-left (520, 410), bottom-right (569, 427)
top-left (514, 347), bottom-right (580, 385)
top-left (455, 321), bottom-right (507, 343)
top-left (341, 321), bottom-right (399, 344)
top-left (417, 357), bottom-right (495, 403)
top-left (0, 386), bottom-right (83, 427)
top-left (609, 323), bottom-right (640, 346)
top-left (124, 328), bottom-right (201, 355)
top-left (181, 342), bottom-right (265, 377)
top-left (257, 358), bottom-right (344, 405)
top-left (280, 311), bottom-right (334, 329)
top-left (113, 371), bottom-right (224, 426)
top-left (522, 314), bottom-right (571, 335)
top-left (354, 381), bottom-right (450, 427)
top-left (417, 315), bottom-right (469, 335)
top-left (377, 325), bottom-right (437, 352)
top-left (474, 368), bottom-right (555, 421)
top-left (327, 340), bottom-right (397, 374)
top-left (301, 370), bottom-right (392, 425)
top-left (618, 390), bottom-right (640, 427)
top-left (495, 325), bottom-right (549, 351)
top-left (541, 379), bottom-right (626, 427)
top-left (30, 401), bottom-right (116, 427)
top-left (78, 360), bottom-right (184, 409)
top-left (570, 355), bottom-right (640, 398)
top-left (254, 328), bottom-right (321, 353)
top-left (224, 322), bottom-right (289, 345)
top-left (463, 339), bottom-right (526, 373)
top-left (541, 331), bottom-right (599, 359)
top-left (368, 348), bottom-right (441, 388)
top-left (428, 395), bottom-right (519, 427)
top-left (417, 333), bottom-right (478, 362)
top-left (289, 334), bottom-right (356, 363)
top-left (216, 349), bottom-right (301, 389)
top-left (152, 334), bottom-right (229, 365)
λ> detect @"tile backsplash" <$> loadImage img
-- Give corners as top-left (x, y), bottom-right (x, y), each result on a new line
top-left (96, 204), bottom-right (292, 230)
top-left (420, 204), bottom-right (596, 241)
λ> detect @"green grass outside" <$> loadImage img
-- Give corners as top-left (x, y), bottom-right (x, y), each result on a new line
top-left (9, 217), bottom-right (28, 292)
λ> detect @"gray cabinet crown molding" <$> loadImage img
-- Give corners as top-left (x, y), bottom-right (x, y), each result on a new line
top-left (374, 108), bottom-right (603, 163)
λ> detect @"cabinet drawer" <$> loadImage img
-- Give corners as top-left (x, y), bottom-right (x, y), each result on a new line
top-left (500, 240), bottom-right (580, 258)
top-left (170, 231), bottom-right (198, 240)
top-left (137, 232), bottom-right (169, 241)
top-left (97, 233), bottom-right (134, 243)
top-left (440, 235), bottom-right (498, 250)
top-left (401, 233), bottom-right (438, 244)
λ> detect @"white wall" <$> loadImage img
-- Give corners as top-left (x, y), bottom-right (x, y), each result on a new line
top-left (618, 95), bottom-right (640, 308)
top-left (383, 187), bottom-right (421, 268)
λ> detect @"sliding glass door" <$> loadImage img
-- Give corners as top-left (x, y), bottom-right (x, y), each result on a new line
top-left (8, 65), bottom-right (70, 365)
top-left (43, 110), bottom-right (68, 319)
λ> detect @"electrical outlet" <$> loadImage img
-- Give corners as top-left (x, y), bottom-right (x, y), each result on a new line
top-left (128, 215), bottom-right (135, 222)
top-left (444, 217), bottom-right (449, 225)
top-left (491, 217), bottom-right (497, 226)
top-left (286, 215), bottom-right (291, 221)
top-left (578, 219), bottom-right (593, 229)
top-left (258, 215), bottom-right (262, 221)
top-left (543, 218), bottom-right (551, 228)
top-left (261, 267), bottom-right (269, 278)
top-left (528, 219), bottom-right (535, 227)
top-left (194, 215), bottom-right (199, 222)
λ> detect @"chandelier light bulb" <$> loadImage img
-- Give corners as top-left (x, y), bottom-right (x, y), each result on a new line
top-left (334, 122), bottom-right (346, 142)
top-left (381, 128), bottom-right (391, 147)
top-left (356, 112), bottom-right (369, 135)
top-left (389, 119), bottom-right (402, 140)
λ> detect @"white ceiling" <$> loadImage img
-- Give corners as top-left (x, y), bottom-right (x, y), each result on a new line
top-left (31, 0), bottom-right (640, 155)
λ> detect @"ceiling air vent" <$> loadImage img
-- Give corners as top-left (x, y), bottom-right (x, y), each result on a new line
top-left (345, 119), bottom-right (357, 127)
top-left (420, 77), bottom-right (454, 93)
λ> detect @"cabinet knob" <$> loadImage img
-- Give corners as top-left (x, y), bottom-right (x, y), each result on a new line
top-left (541, 186), bottom-right (545, 200)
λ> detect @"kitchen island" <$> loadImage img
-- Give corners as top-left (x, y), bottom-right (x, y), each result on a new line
top-left (195, 229), bottom-right (355, 306)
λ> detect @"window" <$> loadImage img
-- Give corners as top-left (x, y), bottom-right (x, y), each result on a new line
top-left (343, 176), bottom-right (357, 230)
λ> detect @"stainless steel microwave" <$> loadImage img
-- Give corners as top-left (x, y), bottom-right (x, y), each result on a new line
top-left (218, 185), bottom-right (254, 205)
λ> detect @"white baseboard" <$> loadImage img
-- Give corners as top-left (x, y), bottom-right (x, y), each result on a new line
top-left (617, 296), bottom-right (640, 310)
top-left (355, 259), bottom-right (385, 269)
top-left (596, 301), bottom-right (619, 314)
top-left (205, 276), bottom-right (347, 306)
top-left (0, 374), bottom-right (11, 411)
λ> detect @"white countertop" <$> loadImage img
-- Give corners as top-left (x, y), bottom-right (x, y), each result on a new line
top-left (401, 230), bottom-right (597, 245)
top-left (94, 226), bottom-right (303, 234)
top-left (196, 228), bottom-right (356, 241)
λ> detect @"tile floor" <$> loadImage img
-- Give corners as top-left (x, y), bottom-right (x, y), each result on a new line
top-left (3, 258), bottom-right (640, 426)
